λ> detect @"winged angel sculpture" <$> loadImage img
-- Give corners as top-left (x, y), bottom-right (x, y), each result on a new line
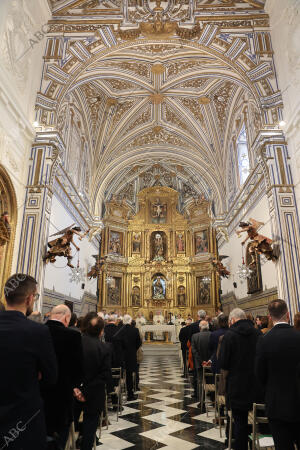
top-left (44, 224), bottom-right (89, 268)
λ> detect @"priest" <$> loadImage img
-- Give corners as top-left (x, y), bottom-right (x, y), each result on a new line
top-left (153, 310), bottom-right (165, 340)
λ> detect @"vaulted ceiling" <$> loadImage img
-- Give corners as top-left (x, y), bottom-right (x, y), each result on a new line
top-left (38, 0), bottom-right (277, 218)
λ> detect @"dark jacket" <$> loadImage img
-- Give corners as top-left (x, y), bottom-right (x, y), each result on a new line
top-left (209, 327), bottom-right (228, 374)
top-left (0, 311), bottom-right (57, 448)
top-left (40, 320), bottom-right (83, 434)
top-left (191, 330), bottom-right (211, 369)
top-left (256, 323), bottom-right (300, 422)
top-left (220, 319), bottom-right (261, 411)
top-left (104, 322), bottom-right (120, 367)
top-left (81, 334), bottom-right (111, 413)
top-left (113, 324), bottom-right (141, 371)
top-left (179, 325), bottom-right (190, 351)
top-left (188, 320), bottom-right (200, 342)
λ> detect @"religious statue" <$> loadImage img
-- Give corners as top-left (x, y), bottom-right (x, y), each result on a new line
top-left (236, 218), bottom-right (278, 266)
top-left (151, 198), bottom-right (166, 224)
top-left (87, 255), bottom-right (106, 279)
top-left (132, 286), bottom-right (141, 306)
top-left (43, 224), bottom-right (89, 268)
top-left (176, 233), bottom-right (185, 253)
top-left (132, 232), bottom-right (141, 253)
top-left (153, 232), bottom-right (165, 261)
top-left (177, 285), bottom-right (186, 306)
top-left (212, 256), bottom-right (230, 278)
top-left (0, 211), bottom-right (11, 261)
top-left (152, 276), bottom-right (166, 300)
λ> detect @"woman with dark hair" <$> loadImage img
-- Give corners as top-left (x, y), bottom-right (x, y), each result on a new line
top-left (294, 312), bottom-right (300, 331)
top-left (74, 314), bottom-right (111, 450)
top-left (261, 316), bottom-right (271, 334)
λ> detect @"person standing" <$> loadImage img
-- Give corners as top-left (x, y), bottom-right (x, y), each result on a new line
top-left (220, 308), bottom-right (261, 450)
top-left (179, 318), bottom-right (192, 377)
top-left (191, 320), bottom-right (212, 401)
top-left (209, 315), bottom-right (228, 375)
top-left (75, 315), bottom-right (111, 450)
top-left (0, 274), bottom-right (57, 450)
top-left (40, 304), bottom-right (83, 449)
top-left (113, 314), bottom-right (141, 400)
top-left (256, 299), bottom-right (300, 450)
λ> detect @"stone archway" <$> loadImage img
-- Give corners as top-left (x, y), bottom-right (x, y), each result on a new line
top-left (0, 165), bottom-right (17, 301)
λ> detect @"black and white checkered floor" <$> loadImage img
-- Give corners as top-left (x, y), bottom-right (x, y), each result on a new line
top-left (97, 355), bottom-right (226, 449)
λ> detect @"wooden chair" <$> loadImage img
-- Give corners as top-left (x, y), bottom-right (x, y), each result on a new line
top-left (250, 403), bottom-right (274, 450)
top-left (214, 373), bottom-right (227, 437)
top-left (200, 365), bottom-right (215, 415)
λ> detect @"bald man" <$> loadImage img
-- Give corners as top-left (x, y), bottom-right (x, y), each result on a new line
top-left (40, 304), bottom-right (83, 449)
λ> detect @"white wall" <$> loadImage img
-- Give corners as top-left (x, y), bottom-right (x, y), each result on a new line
top-left (266, 0), bottom-right (300, 205)
top-left (220, 194), bottom-right (277, 298)
top-left (43, 195), bottom-right (98, 300)
top-left (0, 0), bottom-right (50, 270)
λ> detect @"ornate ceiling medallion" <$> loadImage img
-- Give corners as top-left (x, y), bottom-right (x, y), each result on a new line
top-left (151, 63), bottom-right (165, 75)
top-left (149, 93), bottom-right (165, 104)
top-left (198, 96), bottom-right (211, 105)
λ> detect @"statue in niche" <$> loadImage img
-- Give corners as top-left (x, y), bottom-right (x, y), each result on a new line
top-left (246, 243), bottom-right (262, 294)
top-left (151, 198), bottom-right (167, 224)
top-left (236, 218), bottom-right (278, 266)
top-left (152, 232), bottom-right (165, 261)
top-left (152, 275), bottom-right (166, 300)
top-left (132, 232), bottom-right (141, 253)
top-left (43, 224), bottom-right (89, 268)
top-left (176, 232), bottom-right (185, 253)
top-left (0, 211), bottom-right (11, 261)
top-left (132, 286), bottom-right (141, 306)
top-left (177, 285), bottom-right (186, 306)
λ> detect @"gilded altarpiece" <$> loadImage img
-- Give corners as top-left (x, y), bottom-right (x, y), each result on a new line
top-left (99, 187), bottom-right (218, 318)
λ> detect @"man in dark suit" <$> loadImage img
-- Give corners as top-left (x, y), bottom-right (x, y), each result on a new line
top-left (256, 299), bottom-right (300, 450)
top-left (74, 315), bottom-right (111, 450)
top-left (113, 314), bottom-right (141, 400)
top-left (179, 318), bottom-right (192, 377)
top-left (188, 309), bottom-right (207, 341)
top-left (0, 273), bottom-right (57, 450)
top-left (40, 304), bottom-right (83, 449)
top-left (220, 308), bottom-right (261, 450)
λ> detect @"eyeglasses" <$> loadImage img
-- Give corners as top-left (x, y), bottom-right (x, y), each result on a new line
top-left (33, 293), bottom-right (40, 302)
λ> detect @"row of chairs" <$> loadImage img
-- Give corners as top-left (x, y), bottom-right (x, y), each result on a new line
top-left (65, 366), bottom-right (129, 450)
top-left (196, 365), bottom-right (275, 450)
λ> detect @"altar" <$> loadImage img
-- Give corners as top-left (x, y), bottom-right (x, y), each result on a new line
top-left (141, 324), bottom-right (177, 343)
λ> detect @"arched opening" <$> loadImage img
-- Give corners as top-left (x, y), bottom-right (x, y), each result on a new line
top-left (0, 165), bottom-right (17, 302)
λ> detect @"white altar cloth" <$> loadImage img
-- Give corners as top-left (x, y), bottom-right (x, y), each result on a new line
top-left (141, 324), bottom-right (176, 343)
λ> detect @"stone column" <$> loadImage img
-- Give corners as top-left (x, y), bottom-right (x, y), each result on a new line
top-left (16, 132), bottom-right (64, 309)
top-left (255, 130), bottom-right (300, 316)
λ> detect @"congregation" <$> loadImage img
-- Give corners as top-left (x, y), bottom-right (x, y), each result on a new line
top-left (1, 273), bottom-right (300, 450)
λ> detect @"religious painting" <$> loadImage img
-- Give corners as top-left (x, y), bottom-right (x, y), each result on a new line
top-left (176, 232), bottom-right (185, 253)
top-left (177, 285), bottom-right (186, 306)
top-left (152, 274), bottom-right (166, 300)
top-left (150, 231), bottom-right (166, 262)
top-left (132, 285), bottom-right (141, 306)
top-left (246, 243), bottom-right (262, 294)
top-left (132, 232), bottom-right (141, 253)
top-left (150, 198), bottom-right (167, 224)
top-left (107, 277), bottom-right (121, 305)
top-left (196, 276), bottom-right (210, 305)
top-left (194, 230), bottom-right (209, 255)
top-left (108, 230), bottom-right (123, 255)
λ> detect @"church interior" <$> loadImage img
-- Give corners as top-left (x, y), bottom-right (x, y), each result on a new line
top-left (0, 0), bottom-right (300, 448)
